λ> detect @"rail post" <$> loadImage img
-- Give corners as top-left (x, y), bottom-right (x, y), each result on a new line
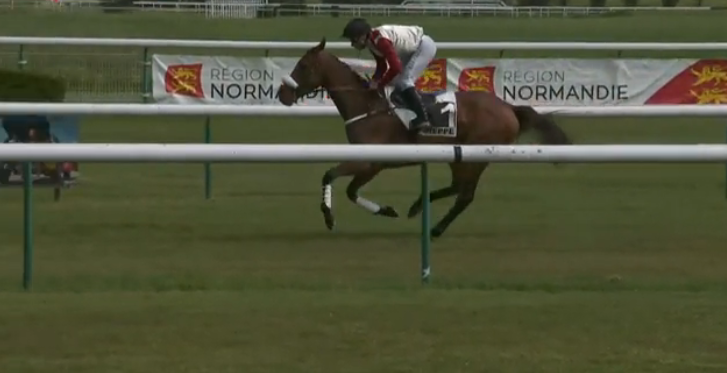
top-left (420, 163), bottom-right (431, 283)
top-left (22, 162), bottom-right (33, 290)
top-left (17, 43), bottom-right (34, 290)
top-left (204, 117), bottom-right (212, 199)
top-left (16, 44), bottom-right (26, 70)
top-left (141, 47), bottom-right (151, 103)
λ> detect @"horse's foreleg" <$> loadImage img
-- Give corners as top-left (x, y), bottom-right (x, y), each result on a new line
top-left (320, 161), bottom-right (370, 230)
top-left (320, 169), bottom-right (336, 230)
top-left (430, 163), bottom-right (488, 238)
top-left (345, 165), bottom-right (399, 218)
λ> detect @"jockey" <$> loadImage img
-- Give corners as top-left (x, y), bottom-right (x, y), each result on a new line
top-left (341, 18), bottom-right (437, 133)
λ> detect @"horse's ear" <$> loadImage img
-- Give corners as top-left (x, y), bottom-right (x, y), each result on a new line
top-left (313, 37), bottom-right (326, 52)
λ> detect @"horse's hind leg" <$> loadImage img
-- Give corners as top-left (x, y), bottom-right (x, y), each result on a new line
top-left (407, 164), bottom-right (459, 219)
top-left (407, 186), bottom-right (457, 219)
top-left (431, 163), bottom-right (488, 238)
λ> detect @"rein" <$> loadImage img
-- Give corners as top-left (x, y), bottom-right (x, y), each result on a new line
top-left (293, 82), bottom-right (392, 126)
top-left (281, 64), bottom-right (394, 126)
top-left (327, 84), bottom-right (392, 125)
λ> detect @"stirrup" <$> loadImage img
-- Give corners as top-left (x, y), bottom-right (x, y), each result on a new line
top-left (410, 119), bottom-right (431, 132)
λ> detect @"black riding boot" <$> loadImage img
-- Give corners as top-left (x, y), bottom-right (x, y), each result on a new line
top-left (401, 87), bottom-right (431, 132)
top-left (389, 88), bottom-right (404, 107)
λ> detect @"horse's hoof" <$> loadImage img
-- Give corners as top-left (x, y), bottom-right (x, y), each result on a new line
top-left (320, 203), bottom-right (335, 231)
top-left (375, 206), bottom-right (399, 218)
top-left (430, 227), bottom-right (444, 239)
top-left (407, 202), bottom-right (421, 219)
top-left (324, 217), bottom-right (335, 230)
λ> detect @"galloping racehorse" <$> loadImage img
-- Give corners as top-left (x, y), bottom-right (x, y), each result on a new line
top-left (278, 38), bottom-right (572, 238)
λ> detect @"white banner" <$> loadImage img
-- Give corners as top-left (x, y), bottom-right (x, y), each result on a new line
top-left (450, 59), bottom-right (687, 106)
top-left (152, 54), bottom-right (727, 106)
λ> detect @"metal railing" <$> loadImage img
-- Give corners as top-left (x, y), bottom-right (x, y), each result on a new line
top-left (1, 1), bottom-right (717, 17)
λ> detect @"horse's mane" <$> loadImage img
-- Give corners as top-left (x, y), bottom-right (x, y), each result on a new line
top-left (320, 50), bottom-right (369, 88)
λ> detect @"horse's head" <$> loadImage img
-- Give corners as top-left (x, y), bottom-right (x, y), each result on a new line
top-left (278, 37), bottom-right (371, 107)
top-left (278, 38), bottom-right (331, 106)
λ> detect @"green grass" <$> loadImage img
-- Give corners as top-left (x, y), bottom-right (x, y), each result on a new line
top-left (3, 291), bottom-right (727, 373)
top-left (1, 10), bottom-right (727, 373)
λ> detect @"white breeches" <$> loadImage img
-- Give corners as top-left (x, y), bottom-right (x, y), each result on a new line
top-left (391, 35), bottom-right (437, 91)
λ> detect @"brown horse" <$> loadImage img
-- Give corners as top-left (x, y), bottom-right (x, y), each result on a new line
top-left (278, 38), bottom-right (571, 238)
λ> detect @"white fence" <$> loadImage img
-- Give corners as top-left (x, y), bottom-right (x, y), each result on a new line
top-left (13, 1), bottom-right (715, 19)
top-left (203, 0), bottom-right (267, 19)
top-left (8, 140), bottom-right (727, 288)
top-left (262, 5), bottom-right (714, 18)
top-left (4, 143), bottom-right (727, 163)
top-left (3, 36), bottom-right (727, 51)
top-left (1, 103), bottom-right (726, 117)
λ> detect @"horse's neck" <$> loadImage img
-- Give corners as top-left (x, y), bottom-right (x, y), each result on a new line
top-left (322, 60), bottom-right (388, 121)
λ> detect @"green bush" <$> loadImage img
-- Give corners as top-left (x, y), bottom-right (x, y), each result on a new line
top-left (589, 0), bottom-right (607, 6)
top-left (624, 0), bottom-right (639, 6)
top-left (0, 70), bottom-right (66, 102)
top-left (661, 0), bottom-right (679, 5)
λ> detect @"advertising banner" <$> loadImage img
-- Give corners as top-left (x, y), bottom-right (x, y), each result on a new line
top-left (152, 54), bottom-right (376, 106)
top-left (152, 54), bottom-right (727, 106)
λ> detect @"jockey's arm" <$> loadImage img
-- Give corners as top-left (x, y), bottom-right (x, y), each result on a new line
top-left (372, 54), bottom-right (387, 81)
top-left (371, 35), bottom-right (402, 86)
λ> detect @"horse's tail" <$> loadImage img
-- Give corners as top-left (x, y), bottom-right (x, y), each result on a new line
top-left (511, 105), bottom-right (572, 145)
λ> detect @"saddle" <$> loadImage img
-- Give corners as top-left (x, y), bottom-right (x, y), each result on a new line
top-left (388, 90), bottom-right (452, 129)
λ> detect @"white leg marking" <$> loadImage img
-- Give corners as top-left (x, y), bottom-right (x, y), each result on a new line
top-left (356, 196), bottom-right (380, 214)
top-left (322, 184), bottom-right (332, 209)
